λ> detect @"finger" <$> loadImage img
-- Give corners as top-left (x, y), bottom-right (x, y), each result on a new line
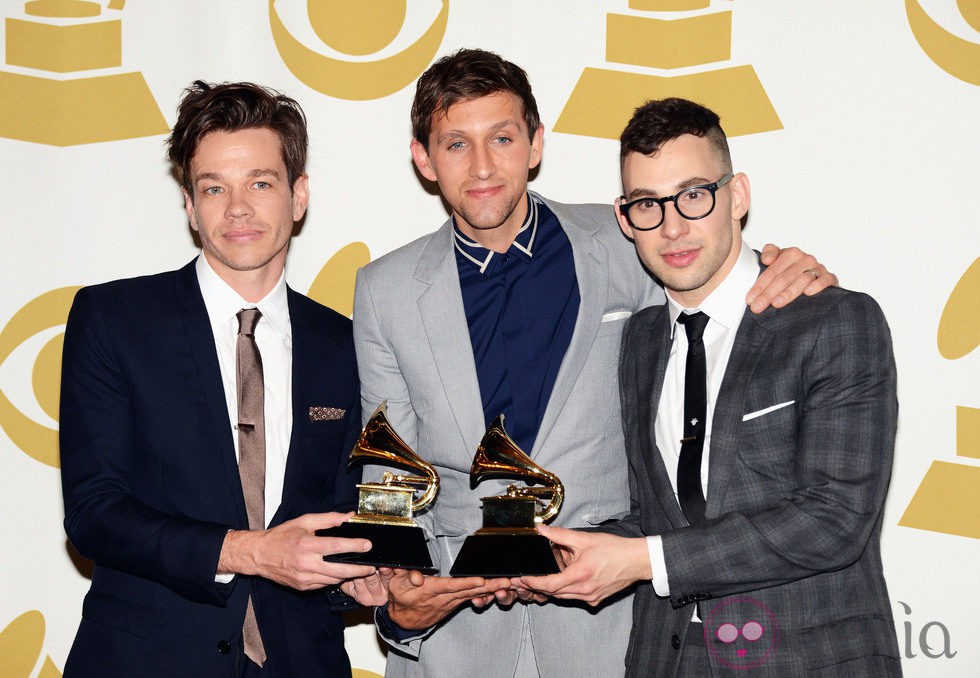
top-left (536, 524), bottom-right (580, 549)
top-left (747, 251), bottom-right (819, 312)
top-left (768, 258), bottom-right (825, 309)
top-left (319, 561), bottom-right (377, 582)
top-left (517, 572), bottom-right (571, 595)
top-left (316, 534), bottom-right (372, 555)
top-left (516, 588), bottom-right (549, 604)
top-left (297, 511), bottom-right (356, 531)
top-left (803, 265), bottom-right (837, 295)
top-left (758, 242), bottom-right (780, 265)
top-left (415, 575), bottom-right (494, 594)
top-left (470, 594), bottom-right (495, 607)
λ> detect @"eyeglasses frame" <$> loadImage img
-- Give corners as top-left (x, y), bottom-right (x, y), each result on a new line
top-left (618, 172), bottom-right (735, 232)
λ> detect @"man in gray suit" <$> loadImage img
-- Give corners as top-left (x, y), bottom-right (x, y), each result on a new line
top-left (354, 51), bottom-right (836, 677)
top-left (521, 98), bottom-right (901, 676)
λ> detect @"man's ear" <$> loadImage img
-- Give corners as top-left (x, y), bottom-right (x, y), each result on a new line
top-left (614, 198), bottom-right (635, 241)
top-left (183, 189), bottom-right (198, 232)
top-left (730, 172), bottom-right (750, 222)
top-left (528, 124), bottom-right (544, 170)
top-left (291, 174), bottom-right (310, 222)
top-left (410, 139), bottom-right (437, 182)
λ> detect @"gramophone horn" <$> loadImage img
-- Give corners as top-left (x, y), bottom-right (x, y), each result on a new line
top-left (351, 402), bottom-right (439, 513)
top-left (471, 414), bottom-right (564, 523)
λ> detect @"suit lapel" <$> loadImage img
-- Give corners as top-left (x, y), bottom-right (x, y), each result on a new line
top-left (637, 306), bottom-right (689, 527)
top-left (415, 221), bottom-right (486, 451)
top-left (175, 260), bottom-right (247, 525)
top-left (280, 287), bottom-right (313, 512)
top-left (705, 309), bottom-right (772, 516)
top-left (531, 201), bottom-right (608, 457)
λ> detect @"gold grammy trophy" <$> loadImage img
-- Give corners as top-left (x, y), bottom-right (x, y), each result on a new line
top-left (317, 402), bottom-right (439, 572)
top-left (450, 414), bottom-right (564, 577)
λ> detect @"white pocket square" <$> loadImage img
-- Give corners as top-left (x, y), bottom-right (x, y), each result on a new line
top-left (742, 400), bottom-right (795, 422)
top-left (601, 311), bottom-right (632, 322)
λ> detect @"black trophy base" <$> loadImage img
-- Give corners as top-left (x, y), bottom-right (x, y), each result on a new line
top-left (449, 532), bottom-right (559, 577)
top-left (316, 522), bottom-right (437, 574)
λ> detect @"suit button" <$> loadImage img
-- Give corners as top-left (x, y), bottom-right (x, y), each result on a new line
top-left (217, 640), bottom-right (231, 655)
top-left (671, 634), bottom-right (681, 650)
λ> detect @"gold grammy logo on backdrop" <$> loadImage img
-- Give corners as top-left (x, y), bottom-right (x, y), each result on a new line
top-left (900, 258), bottom-right (980, 539)
top-left (0, 0), bottom-right (167, 146)
top-left (556, 0), bottom-right (781, 141)
top-left (269, 0), bottom-right (448, 101)
top-left (0, 287), bottom-right (79, 469)
top-left (906, 0), bottom-right (980, 85)
top-left (306, 242), bottom-right (371, 317)
top-left (0, 610), bottom-right (61, 678)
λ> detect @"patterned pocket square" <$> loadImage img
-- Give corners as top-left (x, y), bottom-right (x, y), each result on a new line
top-left (309, 406), bottom-right (346, 421)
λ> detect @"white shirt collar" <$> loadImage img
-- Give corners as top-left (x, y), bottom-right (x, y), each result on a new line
top-left (666, 240), bottom-right (759, 336)
top-left (452, 193), bottom-right (540, 273)
top-left (195, 255), bottom-right (291, 340)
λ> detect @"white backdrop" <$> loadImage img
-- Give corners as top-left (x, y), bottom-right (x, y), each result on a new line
top-left (1, 1), bottom-right (977, 676)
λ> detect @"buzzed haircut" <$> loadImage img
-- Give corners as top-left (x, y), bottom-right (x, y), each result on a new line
top-left (620, 97), bottom-right (732, 172)
top-left (167, 80), bottom-right (308, 194)
top-left (411, 48), bottom-right (540, 148)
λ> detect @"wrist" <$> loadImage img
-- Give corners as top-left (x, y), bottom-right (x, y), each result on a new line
top-left (218, 529), bottom-right (258, 576)
top-left (631, 537), bottom-right (653, 581)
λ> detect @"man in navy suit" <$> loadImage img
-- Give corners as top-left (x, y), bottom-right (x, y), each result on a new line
top-left (521, 98), bottom-right (900, 676)
top-left (60, 81), bottom-right (385, 676)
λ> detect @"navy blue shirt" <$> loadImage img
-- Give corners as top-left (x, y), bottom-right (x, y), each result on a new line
top-left (375, 195), bottom-right (581, 639)
top-left (454, 194), bottom-right (580, 453)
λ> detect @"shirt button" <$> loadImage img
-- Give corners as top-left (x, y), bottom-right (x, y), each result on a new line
top-left (671, 634), bottom-right (681, 650)
top-left (217, 640), bottom-right (231, 655)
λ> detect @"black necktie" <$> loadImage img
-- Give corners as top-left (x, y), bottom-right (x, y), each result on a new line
top-left (676, 311), bottom-right (709, 526)
top-left (237, 308), bottom-right (267, 667)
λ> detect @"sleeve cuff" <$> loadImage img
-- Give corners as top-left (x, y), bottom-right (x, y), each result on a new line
top-left (646, 535), bottom-right (670, 597)
top-left (375, 603), bottom-right (430, 644)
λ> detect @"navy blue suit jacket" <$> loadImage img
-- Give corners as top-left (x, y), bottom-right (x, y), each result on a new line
top-left (60, 260), bottom-right (362, 677)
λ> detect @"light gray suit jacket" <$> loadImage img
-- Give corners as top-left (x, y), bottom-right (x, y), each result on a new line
top-left (612, 286), bottom-right (901, 676)
top-left (353, 193), bottom-right (663, 677)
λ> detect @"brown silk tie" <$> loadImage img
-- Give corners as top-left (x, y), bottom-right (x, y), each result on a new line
top-left (237, 308), bottom-right (267, 667)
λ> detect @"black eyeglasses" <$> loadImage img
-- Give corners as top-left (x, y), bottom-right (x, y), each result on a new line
top-left (618, 172), bottom-right (734, 231)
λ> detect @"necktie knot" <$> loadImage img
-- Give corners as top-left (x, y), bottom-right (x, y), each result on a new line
top-left (237, 308), bottom-right (262, 337)
top-left (677, 311), bottom-right (709, 343)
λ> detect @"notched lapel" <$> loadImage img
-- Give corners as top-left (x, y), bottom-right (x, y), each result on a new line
top-left (281, 290), bottom-right (314, 509)
top-left (638, 307), bottom-right (689, 527)
top-left (175, 262), bottom-right (247, 525)
top-left (532, 214), bottom-right (608, 457)
top-left (415, 223), bottom-right (485, 453)
top-left (706, 309), bottom-right (772, 515)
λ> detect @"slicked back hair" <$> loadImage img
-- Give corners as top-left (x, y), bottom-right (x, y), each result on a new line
top-left (411, 48), bottom-right (540, 148)
top-left (167, 80), bottom-right (308, 194)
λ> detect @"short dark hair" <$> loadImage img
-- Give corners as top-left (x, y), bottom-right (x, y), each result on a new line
top-left (411, 48), bottom-right (540, 148)
top-left (167, 80), bottom-right (308, 194)
top-left (620, 98), bottom-right (732, 172)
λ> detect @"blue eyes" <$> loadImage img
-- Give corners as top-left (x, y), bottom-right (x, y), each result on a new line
top-left (446, 136), bottom-right (512, 151)
top-left (201, 181), bottom-right (273, 195)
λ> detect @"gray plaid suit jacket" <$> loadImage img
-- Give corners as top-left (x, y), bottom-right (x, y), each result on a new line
top-left (353, 192), bottom-right (663, 677)
top-left (612, 285), bottom-right (902, 677)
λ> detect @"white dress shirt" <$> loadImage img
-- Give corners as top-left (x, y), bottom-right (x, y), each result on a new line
top-left (646, 241), bottom-right (759, 601)
top-left (196, 255), bottom-right (293, 529)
